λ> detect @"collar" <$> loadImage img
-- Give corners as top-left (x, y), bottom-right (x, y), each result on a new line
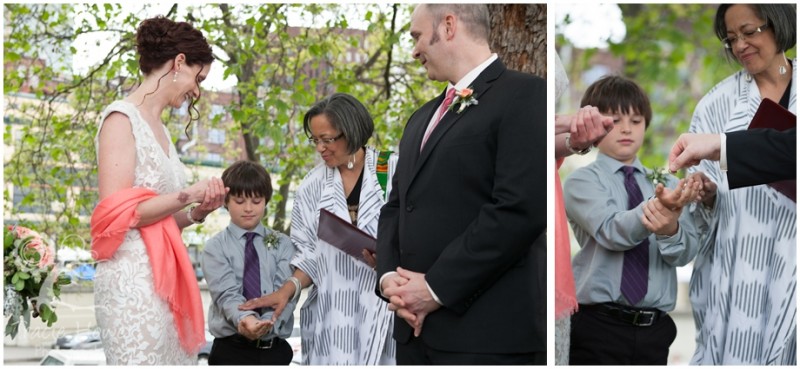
top-left (228, 222), bottom-right (267, 241)
top-left (448, 53), bottom-right (499, 92)
top-left (595, 152), bottom-right (646, 176)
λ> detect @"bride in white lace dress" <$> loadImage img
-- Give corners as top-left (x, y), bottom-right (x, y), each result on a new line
top-left (92, 17), bottom-right (225, 365)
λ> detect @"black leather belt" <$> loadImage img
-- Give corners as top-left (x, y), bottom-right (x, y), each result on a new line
top-left (580, 303), bottom-right (665, 327)
top-left (224, 334), bottom-right (278, 349)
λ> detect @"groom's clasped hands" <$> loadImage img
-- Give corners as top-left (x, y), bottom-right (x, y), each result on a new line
top-left (382, 267), bottom-right (441, 337)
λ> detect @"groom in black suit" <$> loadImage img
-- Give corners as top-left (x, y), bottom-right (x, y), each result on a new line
top-left (376, 3), bottom-right (546, 365)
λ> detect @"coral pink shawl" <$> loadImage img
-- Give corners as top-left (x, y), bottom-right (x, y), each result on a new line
top-left (555, 159), bottom-right (578, 319)
top-left (90, 188), bottom-right (205, 354)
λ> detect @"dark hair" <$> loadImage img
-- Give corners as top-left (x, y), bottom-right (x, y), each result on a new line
top-left (424, 4), bottom-right (490, 43)
top-left (221, 160), bottom-right (273, 205)
top-left (715, 4), bottom-right (796, 60)
top-left (580, 75), bottom-right (652, 129)
top-left (135, 16), bottom-right (214, 135)
top-left (302, 93), bottom-right (374, 155)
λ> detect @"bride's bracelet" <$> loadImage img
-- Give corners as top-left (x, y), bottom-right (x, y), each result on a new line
top-left (287, 276), bottom-right (302, 302)
top-left (186, 206), bottom-right (205, 224)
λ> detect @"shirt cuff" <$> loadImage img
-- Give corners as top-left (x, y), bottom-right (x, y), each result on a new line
top-left (378, 271), bottom-right (398, 298)
top-left (719, 132), bottom-right (728, 172)
top-left (655, 223), bottom-right (681, 240)
top-left (426, 280), bottom-right (443, 305)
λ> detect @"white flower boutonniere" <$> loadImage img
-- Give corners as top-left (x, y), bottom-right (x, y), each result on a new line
top-left (448, 87), bottom-right (479, 114)
top-left (263, 232), bottom-right (282, 251)
top-left (647, 167), bottom-right (670, 186)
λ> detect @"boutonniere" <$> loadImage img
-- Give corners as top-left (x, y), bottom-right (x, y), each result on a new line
top-left (646, 167), bottom-right (670, 186)
top-left (448, 86), bottom-right (479, 114)
top-left (263, 232), bottom-right (282, 251)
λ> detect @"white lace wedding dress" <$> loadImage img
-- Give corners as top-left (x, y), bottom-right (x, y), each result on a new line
top-left (93, 100), bottom-right (195, 365)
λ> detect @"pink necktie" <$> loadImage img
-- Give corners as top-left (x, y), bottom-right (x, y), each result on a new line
top-left (420, 88), bottom-right (457, 150)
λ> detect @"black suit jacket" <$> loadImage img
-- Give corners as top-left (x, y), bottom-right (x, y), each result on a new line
top-left (376, 59), bottom-right (546, 354)
top-left (727, 127), bottom-right (796, 188)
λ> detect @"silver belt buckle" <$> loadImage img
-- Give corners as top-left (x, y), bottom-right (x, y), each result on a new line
top-left (633, 310), bottom-right (655, 326)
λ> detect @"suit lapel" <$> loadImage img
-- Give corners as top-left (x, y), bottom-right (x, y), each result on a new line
top-left (398, 94), bottom-right (441, 193)
top-left (408, 59), bottom-right (506, 187)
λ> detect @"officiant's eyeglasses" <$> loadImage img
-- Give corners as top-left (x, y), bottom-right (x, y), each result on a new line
top-left (723, 23), bottom-right (769, 49)
top-left (308, 133), bottom-right (344, 147)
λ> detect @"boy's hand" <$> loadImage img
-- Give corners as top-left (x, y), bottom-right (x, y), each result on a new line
top-left (237, 315), bottom-right (273, 340)
top-left (641, 198), bottom-right (680, 236)
top-left (654, 177), bottom-right (702, 211)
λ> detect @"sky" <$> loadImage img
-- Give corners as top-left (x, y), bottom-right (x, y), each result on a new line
top-left (554, 3), bottom-right (626, 49)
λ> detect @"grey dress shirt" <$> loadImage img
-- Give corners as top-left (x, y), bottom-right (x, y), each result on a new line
top-left (562, 153), bottom-right (699, 312)
top-left (203, 222), bottom-right (296, 340)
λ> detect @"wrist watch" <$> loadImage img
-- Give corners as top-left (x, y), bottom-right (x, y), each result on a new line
top-left (566, 135), bottom-right (591, 155)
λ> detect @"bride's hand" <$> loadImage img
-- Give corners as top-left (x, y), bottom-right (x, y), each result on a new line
top-left (192, 177), bottom-right (227, 219)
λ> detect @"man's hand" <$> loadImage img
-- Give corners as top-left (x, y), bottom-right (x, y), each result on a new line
top-left (380, 272), bottom-right (409, 295)
top-left (669, 133), bottom-right (721, 172)
top-left (383, 267), bottom-right (442, 337)
top-left (237, 315), bottom-right (273, 340)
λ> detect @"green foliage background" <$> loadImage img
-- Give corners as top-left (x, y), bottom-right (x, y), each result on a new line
top-left (3, 3), bottom-right (439, 245)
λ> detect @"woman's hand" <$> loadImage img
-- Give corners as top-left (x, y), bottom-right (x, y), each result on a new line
top-left (689, 171), bottom-right (717, 208)
top-left (569, 105), bottom-right (614, 150)
top-left (239, 288), bottom-right (291, 319)
top-left (191, 177), bottom-right (227, 219)
top-left (362, 249), bottom-right (377, 270)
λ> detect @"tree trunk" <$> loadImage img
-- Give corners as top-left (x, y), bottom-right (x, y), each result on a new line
top-left (270, 165), bottom-right (296, 234)
top-left (488, 4), bottom-right (546, 78)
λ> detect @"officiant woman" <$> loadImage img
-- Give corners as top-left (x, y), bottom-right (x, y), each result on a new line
top-left (239, 93), bottom-right (397, 365)
top-left (685, 3), bottom-right (796, 365)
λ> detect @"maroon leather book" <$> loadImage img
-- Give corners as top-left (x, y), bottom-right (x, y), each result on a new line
top-left (317, 208), bottom-right (376, 264)
top-left (747, 98), bottom-right (796, 202)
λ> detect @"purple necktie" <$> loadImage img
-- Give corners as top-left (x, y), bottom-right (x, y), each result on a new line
top-left (620, 166), bottom-right (649, 305)
top-left (242, 232), bottom-right (261, 301)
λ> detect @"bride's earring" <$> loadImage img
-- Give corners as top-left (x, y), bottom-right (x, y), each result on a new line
top-left (347, 154), bottom-right (355, 170)
top-left (172, 71), bottom-right (178, 82)
top-left (779, 54), bottom-right (789, 75)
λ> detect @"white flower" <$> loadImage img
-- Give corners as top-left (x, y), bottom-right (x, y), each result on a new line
top-left (263, 232), bottom-right (281, 250)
